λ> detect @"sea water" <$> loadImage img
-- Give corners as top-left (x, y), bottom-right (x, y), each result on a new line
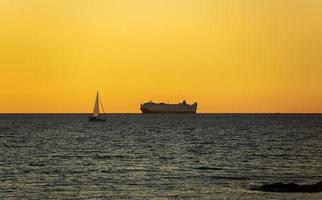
top-left (0, 114), bottom-right (321, 199)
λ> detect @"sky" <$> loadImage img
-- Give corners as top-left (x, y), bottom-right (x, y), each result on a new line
top-left (0, 0), bottom-right (321, 113)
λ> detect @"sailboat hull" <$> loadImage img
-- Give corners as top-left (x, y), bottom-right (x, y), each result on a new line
top-left (89, 117), bottom-right (106, 122)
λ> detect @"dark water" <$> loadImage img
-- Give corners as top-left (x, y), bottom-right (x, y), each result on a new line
top-left (0, 114), bottom-right (321, 199)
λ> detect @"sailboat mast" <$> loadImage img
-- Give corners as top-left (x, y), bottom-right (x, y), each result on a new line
top-left (92, 92), bottom-right (100, 117)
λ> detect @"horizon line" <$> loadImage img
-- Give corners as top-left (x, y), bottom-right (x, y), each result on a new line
top-left (0, 112), bottom-right (321, 114)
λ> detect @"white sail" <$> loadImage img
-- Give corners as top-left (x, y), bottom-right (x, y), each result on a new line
top-left (92, 92), bottom-right (100, 117)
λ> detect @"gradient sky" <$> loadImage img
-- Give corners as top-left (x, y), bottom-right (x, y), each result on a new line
top-left (0, 0), bottom-right (321, 113)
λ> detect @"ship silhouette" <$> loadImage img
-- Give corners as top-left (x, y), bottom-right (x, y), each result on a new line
top-left (140, 100), bottom-right (197, 114)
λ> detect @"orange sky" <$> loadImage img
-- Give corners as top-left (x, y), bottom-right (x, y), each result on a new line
top-left (0, 0), bottom-right (321, 113)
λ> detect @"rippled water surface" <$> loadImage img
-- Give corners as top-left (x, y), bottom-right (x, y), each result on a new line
top-left (0, 114), bottom-right (321, 199)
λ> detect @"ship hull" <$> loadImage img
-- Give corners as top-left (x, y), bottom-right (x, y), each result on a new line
top-left (141, 107), bottom-right (196, 114)
top-left (140, 101), bottom-right (197, 114)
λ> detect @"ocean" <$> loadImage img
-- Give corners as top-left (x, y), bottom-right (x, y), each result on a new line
top-left (0, 114), bottom-right (321, 199)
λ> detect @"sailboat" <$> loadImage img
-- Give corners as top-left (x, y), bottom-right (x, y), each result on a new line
top-left (89, 92), bottom-right (106, 122)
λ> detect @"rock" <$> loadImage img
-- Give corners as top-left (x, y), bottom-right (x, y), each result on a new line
top-left (251, 181), bottom-right (322, 193)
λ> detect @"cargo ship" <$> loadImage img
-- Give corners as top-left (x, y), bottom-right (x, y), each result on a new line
top-left (140, 100), bottom-right (197, 114)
